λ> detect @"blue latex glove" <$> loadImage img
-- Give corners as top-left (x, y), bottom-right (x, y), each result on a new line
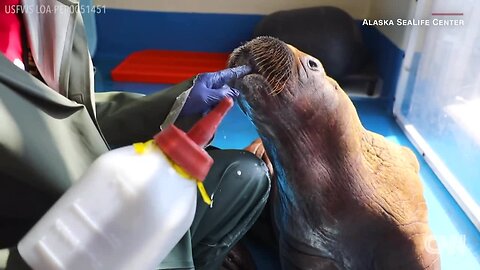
top-left (180, 66), bottom-right (251, 116)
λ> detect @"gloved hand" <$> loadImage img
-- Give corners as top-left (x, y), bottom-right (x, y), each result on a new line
top-left (180, 66), bottom-right (251, 116)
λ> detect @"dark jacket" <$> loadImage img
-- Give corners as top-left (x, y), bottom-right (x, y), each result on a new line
top-left (0, 55), bottom-right (198, 246)
top-left (0, 0), bottom-right (200, 268)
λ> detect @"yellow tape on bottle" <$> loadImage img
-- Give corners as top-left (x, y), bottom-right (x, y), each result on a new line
top-left (133, 141), bottom-right (212, 206)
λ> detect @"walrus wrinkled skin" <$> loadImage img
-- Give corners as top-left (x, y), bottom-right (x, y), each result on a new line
top-left (228, 37), bottom-right (440, 270)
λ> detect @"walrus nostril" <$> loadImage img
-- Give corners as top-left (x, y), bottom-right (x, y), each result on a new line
top-left (308, 60), bottom-right (318, 69)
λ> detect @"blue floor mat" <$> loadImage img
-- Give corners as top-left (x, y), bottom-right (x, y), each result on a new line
top-left (94, 56), bottom-right (480, 269)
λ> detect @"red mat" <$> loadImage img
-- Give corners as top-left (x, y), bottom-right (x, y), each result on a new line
top-left (111, 50), bottom-right (230, 84)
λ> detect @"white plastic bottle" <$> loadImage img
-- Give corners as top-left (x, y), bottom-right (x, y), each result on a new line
top-left (18, 98), bottom-right (234, 270)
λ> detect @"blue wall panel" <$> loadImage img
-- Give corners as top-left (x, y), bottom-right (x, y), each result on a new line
top-left (359, 23), bottom-right (404, 112)
top-left (95, 9), bottom-right (263, 57)
top-left (95, 9), bottom-right (404, 113)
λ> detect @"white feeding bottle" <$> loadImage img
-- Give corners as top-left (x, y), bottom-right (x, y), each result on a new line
top-left (18, 98), bottom-right (234, 270)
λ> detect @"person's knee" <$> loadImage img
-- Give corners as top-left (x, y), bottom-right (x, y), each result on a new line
top-left (208, 149), bottom-right (271, 198)
top-left (191, 149), bottom-right (271, 255)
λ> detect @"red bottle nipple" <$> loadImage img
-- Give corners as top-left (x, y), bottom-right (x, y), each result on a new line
top-left (154, 98), bottom-right (234, 181)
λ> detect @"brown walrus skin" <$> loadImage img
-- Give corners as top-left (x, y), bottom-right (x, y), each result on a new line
top-left (228, 37), bottom-right (441, 270)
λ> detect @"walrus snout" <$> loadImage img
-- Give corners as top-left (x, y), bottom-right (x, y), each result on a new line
top-left (228, 36), bottom-right (294, 95)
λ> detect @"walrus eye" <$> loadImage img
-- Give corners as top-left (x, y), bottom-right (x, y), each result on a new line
top-left (307, 59), bottom-right (319, 70)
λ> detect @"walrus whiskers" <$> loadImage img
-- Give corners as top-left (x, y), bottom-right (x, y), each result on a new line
top-left (254, 51), bottom-right (293, 95)
top-left (268, 54), bottom-right (292, 95)
top-left (235, 37), bottom-right (294, 95)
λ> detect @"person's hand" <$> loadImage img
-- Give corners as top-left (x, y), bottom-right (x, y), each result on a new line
top-left (245, 138), bottom-right (274, 176)
top-left (180, 66), bottom-right (251, 116)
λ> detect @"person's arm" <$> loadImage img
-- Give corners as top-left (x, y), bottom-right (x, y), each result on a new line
top-left (95, 79), bottom-right (194, 148)
top-left (95, 66), bottom-right (250, 148)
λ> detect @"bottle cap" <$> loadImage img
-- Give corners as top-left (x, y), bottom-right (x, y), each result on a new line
top-left (154, 98), bottom-right (234, 181)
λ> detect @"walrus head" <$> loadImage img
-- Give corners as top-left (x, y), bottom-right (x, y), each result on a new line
top-left (228, 37), bottom-right (440, 270)
top-left (228, 36), bottom-right (344, 130)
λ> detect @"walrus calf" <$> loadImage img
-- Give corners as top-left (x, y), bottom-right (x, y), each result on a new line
top-left (228, 37), bottom-right (440, 270)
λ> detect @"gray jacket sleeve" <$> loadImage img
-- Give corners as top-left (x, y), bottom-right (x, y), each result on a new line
top-left (95, 78), bottom-right (201, 148)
